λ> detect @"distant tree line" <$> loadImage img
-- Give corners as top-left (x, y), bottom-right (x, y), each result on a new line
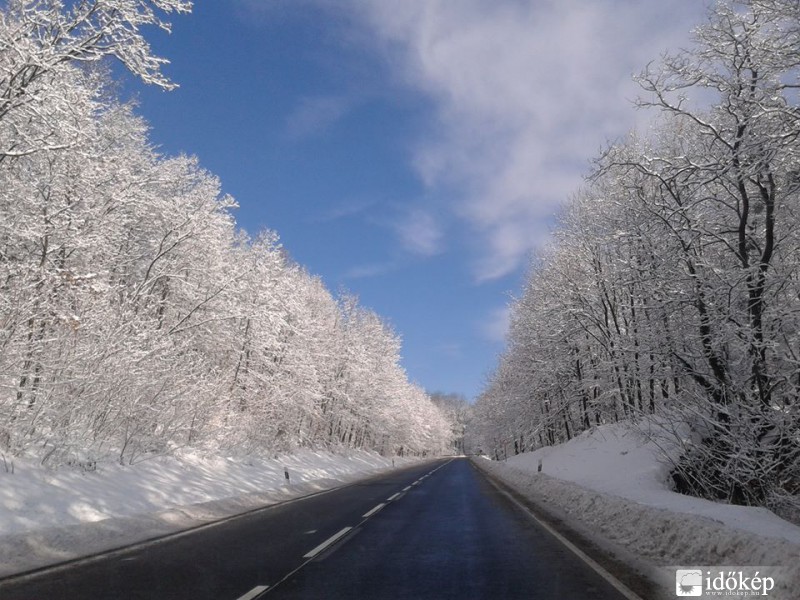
top-left (0, 0), bottom-right (452, 465)
top-left (468, 0), bottom-right (800, 517)
top-left (429, 393), bottom-right (471, 454)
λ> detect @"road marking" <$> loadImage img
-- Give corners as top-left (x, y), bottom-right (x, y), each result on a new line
top-left (387, 492), bottom-right (401, 501)
top-left (488, 480), bottom-right (643, 600)
top-left (236, 585), bottom-right (269, 600)
top-left (412, 480), bottom-right (421, 486)
top-left (256, 458), bottom-right (456, 595)
top-left (362, 503), bottom-right (386, 518)
top-left (303, 527), bottom-right (353, 559)
top-left (402, 485), bottom-right (411, 492)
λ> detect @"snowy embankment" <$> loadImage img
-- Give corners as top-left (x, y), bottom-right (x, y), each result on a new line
top-left (0, 450), bottom-right (421, 578)
top-left (473, 421), bottom-right (800, 597)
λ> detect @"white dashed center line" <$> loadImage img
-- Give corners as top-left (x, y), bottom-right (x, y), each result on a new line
top-left (362, 503), bottom-right (386, 518)
top-left (236, 585), bottom-right (269, 600)
top-left (387, 492), bottom-right (401, 501)
top-left (303, 527), bottom-right (353, 559)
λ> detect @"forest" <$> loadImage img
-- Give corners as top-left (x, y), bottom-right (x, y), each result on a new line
top-left (0, 0), bottom-right (453, 466)
top-left (468, 0), bottom-right (800, 519)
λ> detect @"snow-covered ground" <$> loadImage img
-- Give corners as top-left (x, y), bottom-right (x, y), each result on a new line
top-left (0, 449), bottom-right (423, 577)
top-left (474, 420), bottom-right (800, 598)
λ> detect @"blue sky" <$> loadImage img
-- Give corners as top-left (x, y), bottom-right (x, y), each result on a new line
top-left (124, 0), bottom-right (706, 401)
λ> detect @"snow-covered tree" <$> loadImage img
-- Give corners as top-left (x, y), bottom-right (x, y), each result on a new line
top-left (470, 0), bottom-right (800, 517)
top-left (0, 0), bottom-right (450, 465)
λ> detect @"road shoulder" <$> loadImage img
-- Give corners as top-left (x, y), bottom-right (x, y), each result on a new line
top-left (471, 457), bottom-right (665, 600)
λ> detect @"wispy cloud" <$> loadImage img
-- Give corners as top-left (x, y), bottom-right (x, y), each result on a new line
top-left (343, 262), bottom-right (396, 280)
top-left (394, 208), bottom-right (443, 257)
top-left (481, 305), bottom-right (511, 343)
top-left (351, 0), bottom-right (705, 281)
top-left (437, 342), bottom-right (463, 359)
top-left (310, 198), bottom-right (378, 223)
top-left (235, 0), bottom-right (705, 281)
top-left (286, 95), bottom-right (354, 140)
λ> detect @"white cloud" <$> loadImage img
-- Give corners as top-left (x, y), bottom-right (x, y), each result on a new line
top-left (311, 198), bottom-right (377, 223)
top-left (481, 305), bottom-right (512, 343)
top-left (395, 208), bottom-right (443, 257)
top-left (344, 262), bottom-right (396, 280)
top-left (285, 95), bottom-right (353, 140)
top-left (351, 0), bottom-right (706, 281)
top-left (437, 342), bottom-right (463, 359)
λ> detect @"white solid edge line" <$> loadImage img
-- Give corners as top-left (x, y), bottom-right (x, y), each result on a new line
top-left (492, 483), bottom-right (643, 600)
top-left (387, 492), bottom-right (401, 501)
top-left (302, 527), bottom-right (353, 559)
top-left (362, 503), bottom-right (386, 518)
top-left (236, 585), bottom-right (269, 600)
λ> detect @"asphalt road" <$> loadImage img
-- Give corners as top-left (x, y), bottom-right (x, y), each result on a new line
top-left (0, 458), bottom-right (635, 600)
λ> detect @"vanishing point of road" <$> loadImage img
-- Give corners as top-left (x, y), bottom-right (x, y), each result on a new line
top-left (0, 458), bottom-right (639, 599)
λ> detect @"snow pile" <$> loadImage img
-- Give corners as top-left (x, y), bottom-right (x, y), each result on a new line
top-left (474, 420), bottom-right (800, 597)
top-left (0, 450), bottom-right (420, 577)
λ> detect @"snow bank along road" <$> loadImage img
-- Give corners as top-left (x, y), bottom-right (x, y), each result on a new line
top-left (0, 458), bottom-right (638, 599)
